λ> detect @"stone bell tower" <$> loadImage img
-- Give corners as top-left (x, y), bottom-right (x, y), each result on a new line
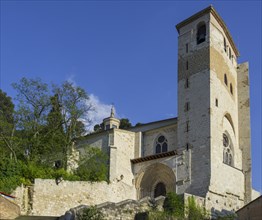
top-left (176, 6), bottom-right (251, 212)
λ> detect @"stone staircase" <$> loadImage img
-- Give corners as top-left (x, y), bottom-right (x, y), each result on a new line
top-left (15, 216), bottom-right (58, 220)
top-left (59, 196), bottom-right (166, 220)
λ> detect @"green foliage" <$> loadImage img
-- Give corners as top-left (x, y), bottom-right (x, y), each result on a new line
top-left (163, 192), bottom-right (184, 218)
top-left (77, 206), bottom-right (104, 220)
top-left (216, 213), bottom-right (237, 220)
top-left (119, 118), bottom-right (132, 129)
top-left (0, 157), bottom-right (80, 194)
top-left (52, 81), bottom-right (91, 168)
top-left (0, 89), bottom-right (14, 126)
top-left (0, 158), bottom-right (22, 193)
top-left (0, 89), bottom-right (18, 161)
top-left (0, 78), bottom-right (107, 194)
top-left (186, 196), bottom-right (209, 220)
top-left (75, 147), bottom-right (109, 182)
top-left (145, 192), bottom-right (184, 220)
top-left (137, 193), bottom-right (212, 220)
top-left (93, 123), bottom-right (104, 132)
top-left (8, 78), bottom-right (91, 168)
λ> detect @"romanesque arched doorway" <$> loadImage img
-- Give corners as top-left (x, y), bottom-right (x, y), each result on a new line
top-left (136, 163), bottom-right (176, 199)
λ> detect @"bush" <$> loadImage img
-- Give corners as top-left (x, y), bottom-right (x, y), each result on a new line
top-left (0, 158), bottom-right (23, 193)
top-left (217, 213), bottom-right (237, 220)
top-left (77, 206), bottom-right (104, 220)
top-left (0, 147), bottom-right (108, 194)
top-left (163, 192), bottom-right (184, 218)
top-left (75, 148), bottom-right (108, 182)
top-left (0, 158), bottom-right (80, 193)
top-left (186, 196), bottom-right (209, 220)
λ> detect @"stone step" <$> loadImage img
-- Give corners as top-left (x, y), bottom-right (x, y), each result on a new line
top-left (15, 216), bottom-right (58, 220)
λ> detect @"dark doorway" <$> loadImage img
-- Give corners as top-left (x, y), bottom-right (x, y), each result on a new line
top-left (154, 182), bottom-right (166, 198)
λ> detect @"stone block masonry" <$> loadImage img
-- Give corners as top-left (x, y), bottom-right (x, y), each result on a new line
top-left (13, 179), bottom-right (136, 217)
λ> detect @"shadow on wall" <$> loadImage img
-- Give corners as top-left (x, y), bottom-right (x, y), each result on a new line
top-left (211, 207), bottom-right (236, 219)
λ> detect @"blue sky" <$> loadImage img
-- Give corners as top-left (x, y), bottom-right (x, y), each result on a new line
top-left (0, 1), bottom-right (261, 193)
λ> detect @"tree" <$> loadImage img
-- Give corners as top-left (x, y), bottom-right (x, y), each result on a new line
top-left (119, 118), bottom-right (132, 129)
top-left (12, 78), bottom-right (92, 168)
top-left (0, 89), bottom-right (18, 161)
top-left (40, 94), bottom-right (66, 165)
top-left (12, 77), bottom-right (51, 161)
top-left (76, 147), bottom-right (108, 182)
top-left (93, 123), bottom-right (104, 132)
top-left (53, 81), bottom-right (92, 168)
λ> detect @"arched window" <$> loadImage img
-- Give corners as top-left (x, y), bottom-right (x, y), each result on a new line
top-left (224, 74), bottom-right (228, 86)
top-left (155, 135), bottom-right (168, 154)
top-left (197, 22), bottom-right (206, 44)
top-left (154, 182), bottom-right (166, 198)
top-left (230, 83), bottom-right (233, 95)
top-left (223, 133), bottom-right (234, 166)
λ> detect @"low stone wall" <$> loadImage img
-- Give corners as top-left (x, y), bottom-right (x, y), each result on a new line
top-left (13, 178), bottom-right (136, 217)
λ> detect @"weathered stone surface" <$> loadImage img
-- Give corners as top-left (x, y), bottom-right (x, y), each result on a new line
top-left (59, 196), bottom-right (166, 220)
top-left (0, 196), bottom-right (20, 219)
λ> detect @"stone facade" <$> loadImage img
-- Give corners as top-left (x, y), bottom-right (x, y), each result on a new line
top-left (0, 196), bottom-right (20, 219)
top-left (12, 6), bottom-right (257, 219)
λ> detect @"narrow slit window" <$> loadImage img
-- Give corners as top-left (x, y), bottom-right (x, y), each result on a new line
top-left (230, 84), bottom-right (233, 95)
top-left (186, 61), bottom-right (189, 70)
top-left (186, 143), bottom-right (189, 151)
top-left (215, 99), bottom-right (218, 107)
top-left (224, 74), bottom-right (228, 86)
top-left (186, 121), bottom-right (189, 132)
top-left (186, 43), bottom-right (188, 53)
top-left (185, 102), bottom-right (190, 111)
top-left (224, 37), bottom-right (227, 52)
top-left (185, 78), bottom-right (189, 88)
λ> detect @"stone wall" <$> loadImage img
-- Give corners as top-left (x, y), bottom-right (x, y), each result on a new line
top-left (237, 62), bottom-right (252, 204)
top-left (76, 131), bottom-right (110, 154)
top-left (0, 196), bottom-right (20, 219)
top-left (13, 179), bottom-right (136, 217)
top-left (142, 124), bottom-right (177, 157)
top-left (177, 12), bottom-right (212, 198)
top-left (208, 11), bottom-right (245, 212)
top-left (109, 129), bottom-right (135, 185)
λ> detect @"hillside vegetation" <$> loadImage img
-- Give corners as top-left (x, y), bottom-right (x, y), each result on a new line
top-left (0, 78), bottom-right (108, 193)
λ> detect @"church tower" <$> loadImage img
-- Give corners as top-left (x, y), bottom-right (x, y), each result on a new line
top-left (176, 6), bottom-right (251, 211)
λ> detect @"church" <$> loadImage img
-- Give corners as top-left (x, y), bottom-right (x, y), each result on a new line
top-left (73, 5), bottom-right (253, 215)
top-left (10, 5), bottom-right (258, 219)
